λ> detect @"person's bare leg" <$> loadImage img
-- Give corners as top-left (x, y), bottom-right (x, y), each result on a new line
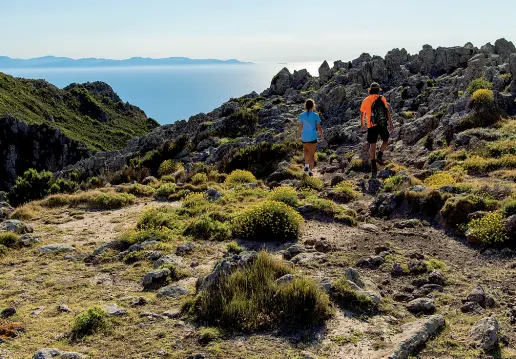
top-left (304, 144), bottom-right (310, 170)
top-left (369, 143), bottom-right (377, 161)
top-left (380, 140), bottom-right (389, 153)
top-left (308, 143), bottom-right (316, 170)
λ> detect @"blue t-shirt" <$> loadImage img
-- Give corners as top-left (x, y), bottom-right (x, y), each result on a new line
top-left (299, 111), bottom-right (321, 142)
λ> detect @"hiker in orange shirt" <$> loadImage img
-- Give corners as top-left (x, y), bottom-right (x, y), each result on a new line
top-left (360, 82), bottom-right (394, 179)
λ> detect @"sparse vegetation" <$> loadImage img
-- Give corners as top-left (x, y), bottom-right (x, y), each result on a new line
top-left (184, 215), bottom-right (232, 241)
top-left (224, 170), bottom-right (257, 186)
top-left (332, 180), bottom-right (359, 203)
top-left (71, 306), bottom-right (109, 339)
top-left (330, 278), bottom-right (378, 313)
top-left (269, 186), bottom-right (298, 207)
top-left (41, 191), bottom-right (136, 210)
top-left (466, 77), bottom-right (493, 95)
top-left (467, 211), bottom-right (510, 246)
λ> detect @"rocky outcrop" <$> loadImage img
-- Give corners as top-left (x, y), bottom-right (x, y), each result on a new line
top-left (0, 115), bottom-right (91, 191)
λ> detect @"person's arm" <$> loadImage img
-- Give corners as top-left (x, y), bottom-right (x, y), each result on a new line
top-left (360, 112), bottom-right (366, 133)
top-left (317, 123), bottom-right (324, 141)
top-left (298, 122), bottom-right (303, 140)
top-left (388, 109), bottom-right (394, 132)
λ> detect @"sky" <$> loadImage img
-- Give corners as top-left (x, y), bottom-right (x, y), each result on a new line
top-left (3, 0), bottom-right (516, 63)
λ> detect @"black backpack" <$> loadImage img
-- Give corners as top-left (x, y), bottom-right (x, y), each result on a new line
top-left (371, 95), bottom-right (388, 127)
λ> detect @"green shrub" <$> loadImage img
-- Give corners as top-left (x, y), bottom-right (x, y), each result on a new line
top-left (269, 186), bottom-right (298, 207)
top-left (123, 251), bottom-right (146, 264)
top-left (158, 160), bottom-right (178, 177)
top-left (470, 89), bottom-right (495, 111)
top-left (0, 232), bottom-right (19, 248)
top-left (463, 155), bottom-right (516, 174)
top-left (161, 175), bottom-right (175, 183)
top-left (424, 172), bottom-right (456, 188)
top-left (441, 195), bottom-right (498, 229)
top-left (123, 184), bottom-right (156, 197)
top-left (50, 178), bottom-right (78, 194)
top-left (184, 215), bottom-right (232, 241)
top-left (71, 306), bottom-right (109, 339)
top-left (157, 263), bottom-right (187, 281)
top-left (155, 183), bottom-right (177, 198)
top-left (487, 140), bottom-right (516, 157)
top-left (467, 77), bottom-right (493, 95)
top-left (350, 159), bottom-right (364, 171)
top-left (191, 173), bottom-right (208, 185)
top-left (41, 192), bottom-right (135, 210)
top-left (330, 278), bottom-right (378, 313)
top-left (0, 244), bottom-right (8, 257)
top-left (315, 152), bottom-right (327, 162)
top-left (232, 200), bottom-right (303, 241)
top-left (329, 154), bottom-right (338, 163)
top-left (8, 169), bottom-right (55, 206)
top-left (191, 251), bottom-right (330, 331)
top-left (119, 228), bottom-right (173, 248)
top-left (501, 199), bottom-right (516, 217)
top-left (404, 111), bottom-right (415, 119)
top-left (219, 109), bottom-right (259, 137)
top-left (298, 176), bottom-right (324, 191)
top-left (86, 176), bottom-right (102, 188)
top-left (332, 181), bottom-right (359, 203)
top-left (224, 170), bottom-right (257, 185)
top-left (137, 206), bottom-right (182, 231)
top-left (227, 241), bottom-right (243, 254)
top-left (428, 148), bottom-right (451, 163)
top-left (467, 212), bottom-right (510, 246)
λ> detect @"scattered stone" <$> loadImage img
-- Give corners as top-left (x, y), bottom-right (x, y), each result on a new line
top-left (190, 261), bottom-right (199, 268)
top-left (283, 244), bottom-right (305, 260)
top-left (103, 304), bottom-right (127, 316)
top-left (143, 268), bottom-right (171, 291)
top-left (370, 193), bottom-right (397, 217)
top-left (406, 298), bottom-right (435, 315)
top-left (297, 204), bottom-right (315, 214)
top-left (394, 293), bottom-right (414, 302)
top-left (276, 274), bottom-right (300, 285)
top-left (33, 348), bottom-right (61, 359)
top-left (387, 315), bottom-right (445, 359)
top-left (18, 233), bottom-right (41, 247)
top-left (0, 219), bottom-right (34, 234)
top-left (60, 353), bottom-right (85, 359)
top-left (303, 238), bottom-right (316, 246)
top-left (412, 284), bottom-right (444, 298)
top-left (470, 316), bottom-right (499, 352)
top-left (157, 285), bottom-right (189, 298)
top-left (411, 278), bottom-right (429, 288)
top-left (392, 263), bottom-right (406, 276)
top-left (162, 308), bottom-right (181, 319)
top-left (206, 188), bottom-right (222, 201)
top-left (31, 307), bottom-right (45, 316)
top-left (153, 254), bottom-right (184, 269)
top-left (57, 305), bottom-right (72, 313)
top-left (314, 240), bottom-right (333, 253)
top-left (197, 251), bottom-right (258, 291)
top-left (428, 270), bottom-right (446, 286)
top-left (0, 307), bottom-right (16, 318)
top-left (408, 261), bottom-right (428, 274)
top-left (140, 312), bottom-right (162, 319)
top-left (356, 255), bottom-right (385, 268)
top-left (466, 284), bottom-right (495, 308)
top-left (299, 352), bottom-right (318, 359)
top-left (374, 245), bottom-right (390, 254)
top-left (176, 242), bottom-right (195, 255)
top-left (39, 244), bottom-right (75, 253)
top-left (130, 297), bottom-right (147, 307)
top-left (290, 252), bottom-right (327, 265)
top-left (461, 302), bottom-right (485, 314)
top-left (394, 219), bottom-right (423, 229)
top-left (186, 354), bottom-right (206, 359)
top-left (359, 223), bottom-right (380, 233)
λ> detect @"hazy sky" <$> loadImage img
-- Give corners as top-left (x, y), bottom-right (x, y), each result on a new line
top-left (3, 0), bottom-right (516, 62)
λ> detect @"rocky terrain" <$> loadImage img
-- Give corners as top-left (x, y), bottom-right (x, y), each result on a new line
top-left (0, 74), bottom-right (159, 191)
top-left (1, 38), bottom-right (516, 359)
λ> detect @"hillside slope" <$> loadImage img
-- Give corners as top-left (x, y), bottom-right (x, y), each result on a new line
top-left (0, 73), bottom-right (159, 151)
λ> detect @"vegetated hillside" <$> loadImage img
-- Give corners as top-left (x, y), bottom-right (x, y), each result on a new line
top-left (0, 73), bottom-right (159, 150)
top-left (1, 38), bottom-right (516, 359)
top-left (0, 73), bottom-right (159, 191)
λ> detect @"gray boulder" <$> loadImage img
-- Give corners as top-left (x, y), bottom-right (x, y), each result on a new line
top-left (0, 219), bottom-right (33, 234)
top-left (39, 244), bottom-right (75, 253)
top-left (387, 315), bottom-right (445, 359)
top-left (153, 254), bottom-right (184, 269)
top-left (292, 69), bottom-right (311, 90)
top-left (103, 304), bottom-right (127, 316)
top-left (18, 234), bottom-right (41, 247)
top-left (142, 268), bottom-right (171, 291)
top-left (270, 68), bottom-right (292, 95)
top-left (371, 193), bottom-right (397, 217)
top-left (60, 353), bottom-right (86, 359)
top-left (470, 316), bottom-right (499, 351)
top-left (494, 38), bottom-right (516, 59)
top-left (401, 114), bottom-right (438, 144)
top-left (406, 298), bottom-right (435, 315)
top-left (157, 285), bottom-right (189, 298)
top-left (33, 349), bottom-right (61, 359)
top-left (176, 242), bottom-right (195, 255)
top-left (318, 60), bottom-right (331, 82)
top-left (428, 270), bottom-right (446, 286)
top-left (283, 244), bottom-right (305, 260)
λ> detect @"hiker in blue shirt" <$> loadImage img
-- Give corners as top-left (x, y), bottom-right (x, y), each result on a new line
top-left (298, 99), bottom-right (324, 176)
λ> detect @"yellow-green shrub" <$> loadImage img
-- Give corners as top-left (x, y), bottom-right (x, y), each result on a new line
top-left (298, 176), bottom-right (324, 191)
top-left (470, 89), bottom-right (494, 109)
top-left (158, 160), bottom-right (178, 177)
top-left (305, 197), bottom-right (357, 226)
top-left (231, 200), bottom-right (303, 241)
top-left (269, 186), bottom-right (298, 207)
top-left (191, 173), bottom-right (208, 185)
top-left (441, 195), bottom-right (499, 229)
top-left (71, 306), bottom-right (109, 339)
top-left (467, 212), bottom-right (509, 246)
top-left (424, 172), bottom-right (456, 188)
top-left (224, 170), bottom-right (257, 186)
top-left (330, 278), bottom-right (378, 313)
top-left (332, 180), bottom-right (359, 203)
top-left (467, 77), bottom-right (493, 95)
top-left (41, 191), bottom-right (135, 209)
top-left (155, 183), bottom-right (177, 198)
top-left (184, 215), bottom-right (231, 241)
top-left (0, 232), bottom-right (19, 248)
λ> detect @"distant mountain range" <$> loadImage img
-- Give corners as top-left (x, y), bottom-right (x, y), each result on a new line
top-left (0, 56), bottom-right (251, 68)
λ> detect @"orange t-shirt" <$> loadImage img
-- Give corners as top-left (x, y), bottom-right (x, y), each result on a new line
top-left (360, 95), bottom-right (389, 128)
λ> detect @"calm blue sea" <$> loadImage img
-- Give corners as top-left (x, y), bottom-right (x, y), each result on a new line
top-left (0, 62), bottom-right (323, 124)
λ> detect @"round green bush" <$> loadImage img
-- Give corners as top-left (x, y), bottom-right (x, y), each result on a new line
top-left (269, 186), bottom-right (298, 207)
top-left (332, 180), bottom-right (359, 203)
top-left (232, 200), bottom-right (303, 241)
top-left (72, 306), bottom-right (108, 339)
top-left (224, 170), bottom-right (257, 185)
top-left (501, 199), bottom-right (516, 217)
top-left (467, 77), bottom-right (493, 95)
top-left (470, 89), bottom-right (495, 111)
top-left (184, 215), bottom-right (231, 241)
top-left (191, 173), bottom-right (208, 185)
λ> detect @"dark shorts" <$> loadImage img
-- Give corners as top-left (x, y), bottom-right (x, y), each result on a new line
top-left (367, 125), bottom-right (389, 144)
top-left (302, 140), bottom-right (317, 144)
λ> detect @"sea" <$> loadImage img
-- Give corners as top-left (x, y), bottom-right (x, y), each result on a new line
top-left (0, 62), bottom-right (324, 125)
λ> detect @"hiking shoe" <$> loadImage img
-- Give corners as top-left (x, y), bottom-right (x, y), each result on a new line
top-left (308, 170), bottom-right (313, 177)
top-left (377, 151), bottom-right (384, 162)
top-left (371, 172), bottom-right (377, 180)
top-left (304, 166), bottom-right (309, 172)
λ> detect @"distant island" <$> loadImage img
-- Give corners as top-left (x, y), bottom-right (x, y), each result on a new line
top-left (0, 56), bottom-right (251, 68)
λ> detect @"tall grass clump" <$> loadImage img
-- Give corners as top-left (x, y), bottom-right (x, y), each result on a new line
top-left (190, 251), bottom-right (331, 331)
top-left (184, 215), bottom-right (232, 241)
top-left (41, 191), bottom-right (135, 209)
top-left (305, 197), bottom-right (357, 226)
top-left (231, 200), bottom-right (303, 241)
top-left (0, 232), bottom-right (19, 248)
top-left (330, 279), bottom-right (378, 313)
